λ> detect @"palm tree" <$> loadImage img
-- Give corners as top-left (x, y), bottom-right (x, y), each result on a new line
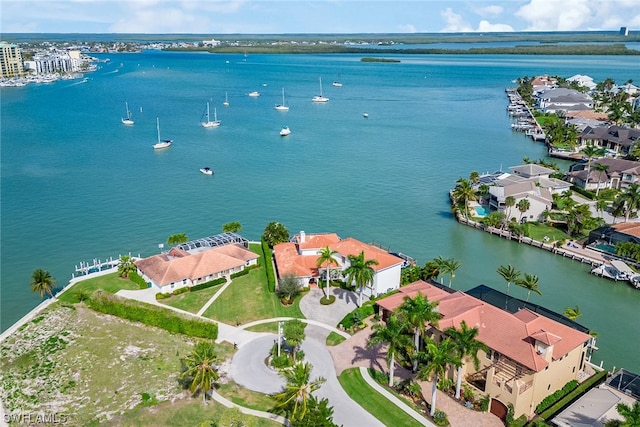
top-left (180, 341), bottom-right (219, 405)
top-left (517, 198), bottom-right (531, 222)
top-left (397, 292), bottom-right (440, 372)
top-left (367, 315), bottom-right (412, 387)
top-left (440, 258), bottom-right (461, 288)
top-left (222, 221), bottom-right (242, 233)
top-left (343, 251), bottom-right (379, 307)
top-left (515, 273), bottom-right (542, 302)
top-left (581, 143), bottom-right (605, 189)
top-left (433, 256), bottom-right (447, 284)
top-left (496, 264), bottom-right (520, 309)
top-left (504, 196), bottom-right (516, 222)
top-left (418, 338), bottom-right (459, 417)
top-left (316, 246), bottom-right (339, 298)
top-left (167, 233), bottom-right (189, 246)
top-left (605, 401), bottom-right (640, 427)
top-left (593, 163), bottom-right (610, 196)
top-left (446, 321), bottom-right (489, 400)
top-left (616, 183), bottom-right (640, 222)
top-left (117, 254), bottom-right (136, 279)
top-left (452, 178), bottom-right (477, 219)
top-left (563, 306), bottom-right (582, 320)
top-left (273, 362), bottom-right (326, 422)
top-left (596, 199), bottom-right (609, 219)
top-left (29, 268), bottom-right (56, 299)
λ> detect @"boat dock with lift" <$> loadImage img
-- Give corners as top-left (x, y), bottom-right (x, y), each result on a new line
top-left (591, 259), bottom-right (640, 288)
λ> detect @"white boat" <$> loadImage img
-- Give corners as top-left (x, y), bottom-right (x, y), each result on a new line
top-left (363, 112), bottom-right (369, 118)
top-left (248, 91), bottom-right (260, 97)
top-left (332, 73), bottom-right (342, 87)
top-left (200, 167), bottom-right (214, 175)
top-left (153, 117), bottom-right (172, 149)
top-left (280, 126), bottom-right (291, 136)
top-left (312, 77), bottom-right (329, 102)
top-left (275, 87), bottom-right (289, 111)
top-left (121, 102), bottom-right (134, 125)
top-left (223, 91), bottom-right (229, 107)
top-left (201, 102), bottom-right (221, 128)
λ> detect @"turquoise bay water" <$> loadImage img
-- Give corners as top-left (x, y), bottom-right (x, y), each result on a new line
top-left (2, 51), bottom-right (639, 370)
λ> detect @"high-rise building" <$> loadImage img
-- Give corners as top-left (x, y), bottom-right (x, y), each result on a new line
top-left (0, 41), bottom-right (24, 78)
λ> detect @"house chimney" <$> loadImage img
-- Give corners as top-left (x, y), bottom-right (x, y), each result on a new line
top-left (300, 231), bottom-right (306, 243)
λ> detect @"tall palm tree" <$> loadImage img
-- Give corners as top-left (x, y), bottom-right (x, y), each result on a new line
top-left (563, 306), bottom-right (582, 320)
top-left (316, 246), bottom-right (339, 298)
top-left (516, 273), bottom-right (542, 302)
top-left (440, 258), bottom-right (461, 288)
top-left (581, 143), bottom-right (605, 189)
top-left (517, 198), bottom-right (531, 222)
top-left (273, 362), bottom-right (326, 422)
top-left (605, 401), bottom-right (640, 427)
top-left (418, 338), bottom-right (459, 417)
top-left (445, 321), bottom-right (489, 400)
top-left (595, 199), bottom-right (609, 219)
top-left (433, 256), bottom-right (447, 284)
top-left (496, 264), bottom-right (521, 309)
top-left (343, 251), bottom-right (379, 307)
top-left (29, 268), bottom-right (56, 299)
top-left (117, 254), bottom-right (136, 279)
top-left (504, 196), bottom-right (516, 222)
top-left (397, 292), bottom-right (440, 372)
top-left (616, 183), bottom-right (640, 222)
top-left (180, 341), bottom-right (219, 405)
top-left (452, 178), bottom-right (477, 219)
top-left (593, 163), bottom-right (610, 196)
top-left (167, 233), bottom-right (189, 246)
top-left (367, 315), bottom-right (412, 387)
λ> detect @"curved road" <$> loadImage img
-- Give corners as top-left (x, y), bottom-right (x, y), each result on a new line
top-left (230, 331), bottom-right (383, 427)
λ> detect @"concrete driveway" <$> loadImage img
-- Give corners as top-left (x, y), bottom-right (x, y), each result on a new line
top-left (299, 287), bottom-right (359, 327)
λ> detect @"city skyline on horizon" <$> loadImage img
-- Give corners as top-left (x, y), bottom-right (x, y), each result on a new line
top-left (2, 0), bottom-right (639, 35)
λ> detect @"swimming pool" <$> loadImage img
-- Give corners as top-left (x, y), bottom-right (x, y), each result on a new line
top-left (474, 206), bottom-right (490, 217)
top-left (593, 243), bottom-right (616, 254)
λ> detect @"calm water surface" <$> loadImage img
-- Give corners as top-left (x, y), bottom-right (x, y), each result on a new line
top-left (1, 51), bottom-right (639, 370)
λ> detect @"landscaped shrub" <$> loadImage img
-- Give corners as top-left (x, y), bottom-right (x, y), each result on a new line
top-left (320, 295), bottom-right (336, 305)
top-left (433, 409), bottom-right (449, 426)
top-left (261, 239), bottom-right (276, 292)
top-left (230, 265), bottom-right (258, 279)
top-left (339, 301), bottom-right (376, 330)
top-left (128, 271), bottom-right (148, 289)
top-left (191, 277), bottom-right (227, 292)
top-left (535, 380), bottom-right (579, 413)
top-left (89, 291), bottom-right (218, 339)
top-left (155, 292), bottom-right (171, 300)
top-left (479, 394), bottom-right (491, 412)
top-left (571, 185), bottom-right (595, 200)
top-left (172, 287), bottom-right (189, 296)
top-left (270, 354), bottom-right (291, 369)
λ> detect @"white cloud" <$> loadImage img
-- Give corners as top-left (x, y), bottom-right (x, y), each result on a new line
top-left (515, 0), bottom-right (592, 31)
top-left (476, 5), bottom-right (504, 17)
top-left (477, 20), bottom-right (514, 32)
top-left (398, 24), bottom-right (417, 33)
top-left (110, 6), bottom-right (211, 33)
top-left (440, 7), bottom-right (474, 32)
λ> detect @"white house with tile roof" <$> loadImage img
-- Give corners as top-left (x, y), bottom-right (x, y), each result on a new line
top-left (273, 231), bottom-right (405, 297)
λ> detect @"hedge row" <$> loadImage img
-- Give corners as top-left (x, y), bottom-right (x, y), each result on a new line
top-left (89, 290), bottom-right (218, 339)
top-left (191, 277), bottom-right (227, 292)
top-left (538, 369), bottom-right (608, 420)
top-left (230, 264), bottom-right (258, 279)
top-left (339, 301), bottom-right (376, 330)
top-left (262, 239), bottom-right (276, 292)
top-left (129, 271), bottom-right (149, 290)
top-left (535, 379), bottom-right (579, 414)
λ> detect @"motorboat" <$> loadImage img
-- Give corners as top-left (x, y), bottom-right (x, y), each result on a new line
top-left (248, 91), bottom-right (260, 97)
top-left (200, 167), bottom-right (214, 175)
top-left (280, 126), bottom-right (291, 136)
top-left (363, 112), bottom-right (369, 118)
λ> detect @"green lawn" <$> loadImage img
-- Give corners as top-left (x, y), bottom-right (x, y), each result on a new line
top-left (57, 272), bottom-right (139, 303)
top-left (160, 283), bottom-right (225, 313)
top-left (337, 368), bottom-right (424, 427)
top-left (216, 380), bottom-right (276, 412)
top-left (326, 331), bottom-right (347, 346)
top-left (245, 323), bottom-right (280, 333)
top-left (203, 263), bottom-right (304, 325)
top-left (524, 223), bottom-right (570, 242)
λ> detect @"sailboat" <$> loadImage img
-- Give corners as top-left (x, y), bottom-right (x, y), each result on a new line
top-left (121, 101), bottom-right (134, 125)
top-left (153, 117), bottom-right (172, 149)
top-left (312, 77), bottom-right (329, 102)
top-left (275, 87), bottom-right (289, 111)
top-left (223, 91), bottom-right (229, 107)
top-left (201, 102), bottom-right (221, 128)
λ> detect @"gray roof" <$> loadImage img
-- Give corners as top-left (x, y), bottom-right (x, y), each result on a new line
top-left (580, 126), bottom-right (640, 149)
top-left (510, 164), bottom-right (555, 177)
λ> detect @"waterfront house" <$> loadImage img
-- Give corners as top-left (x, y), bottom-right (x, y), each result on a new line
top-left (566, 74), bottom-right (597, 91)
top-left (577, 125), bottom-right (640, 157)
top-left (487, 171), bottom-right (555, 222)
top-left (536, 88), bottom-right (593, 114)
top-left (272, 231), bottom-right (404, 297)
top-left (567, 157), bottom-right (640, 191)
top-left (135, 233), bottom-right (259, 292)
top-left (376, 280), bottom-right (593, 421)
top-left (587, 223), bottom-right (640, 249)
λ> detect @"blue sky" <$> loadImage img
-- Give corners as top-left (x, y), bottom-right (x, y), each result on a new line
top-left (2, 0), bottom-right (639, 34)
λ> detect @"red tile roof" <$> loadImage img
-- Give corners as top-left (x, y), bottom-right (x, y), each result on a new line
top-left (294, 233), bottom-right (341, 250)
top-left (377, 281), bottom-right (591, 372)
top-left (330, 237), bottom-right (404, 271)
top-left (135, 244), bottom-right (258, 287)
top-left (273, 242), bottom-right (320, 277)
